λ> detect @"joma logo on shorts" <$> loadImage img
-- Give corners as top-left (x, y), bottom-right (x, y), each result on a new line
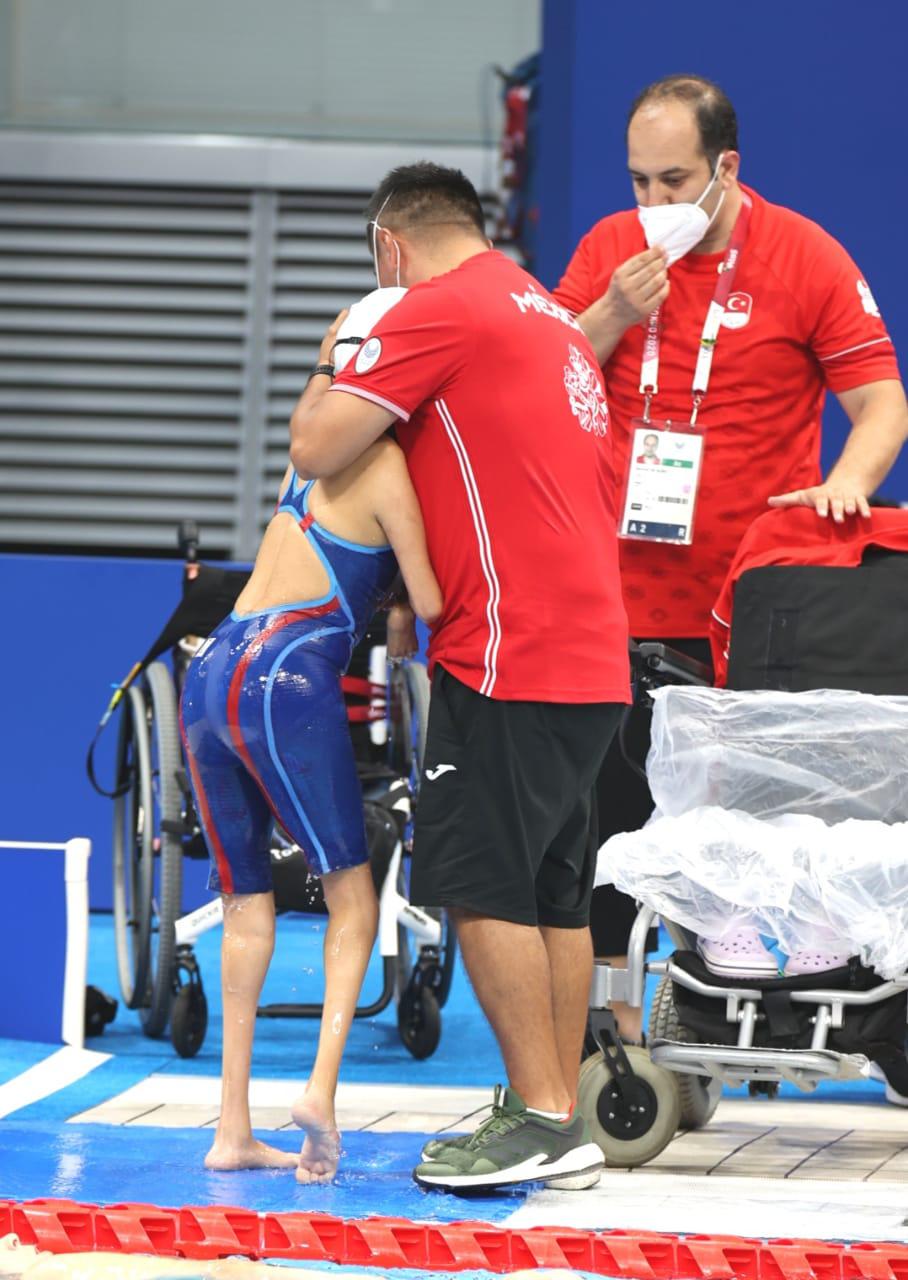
top-left (425, 764), bottom-right (457, 781)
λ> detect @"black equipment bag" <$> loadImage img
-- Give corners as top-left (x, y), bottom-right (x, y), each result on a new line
top-left (670, 951), bottom-right (907, 1065)
top-left (139, 563), bottom-right (251, 670)
top-left (727, 549), bottom-right (908, 695)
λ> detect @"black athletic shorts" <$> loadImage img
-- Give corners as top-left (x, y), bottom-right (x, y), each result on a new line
top-left (410, 666), bottom-right (624, 928)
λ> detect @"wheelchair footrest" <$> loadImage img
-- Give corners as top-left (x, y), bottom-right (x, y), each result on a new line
top-left (650, 1037), bottom-right (870, 1090)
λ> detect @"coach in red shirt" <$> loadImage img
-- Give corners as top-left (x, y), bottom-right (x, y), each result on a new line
top-left (553, 74), bottom-right (908, 1023)
top-left (290, 163), bottom-right (630, 1191)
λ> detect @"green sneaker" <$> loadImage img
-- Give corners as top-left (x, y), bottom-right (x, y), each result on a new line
top-left (420, 1132), bottom-right (469, 1161)
top-left (413, 1085), bottom-right (603, 1191)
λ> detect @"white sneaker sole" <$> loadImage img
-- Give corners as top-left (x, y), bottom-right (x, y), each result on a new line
top-left (869, 1061), bottom-right (908, 1106)
top-left (414, 1141), bottom-right (604, 1191)
top-left (697, 951), bottom-right (778, 980)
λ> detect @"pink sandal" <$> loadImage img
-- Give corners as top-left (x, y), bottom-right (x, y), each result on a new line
top-left (782, 948), bottom-right (851, 976)
top-left (697, 925), bottom-right (778, 979)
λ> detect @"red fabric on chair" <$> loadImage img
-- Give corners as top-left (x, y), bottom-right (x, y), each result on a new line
top-left (710, 506), bottom-right (908, 686)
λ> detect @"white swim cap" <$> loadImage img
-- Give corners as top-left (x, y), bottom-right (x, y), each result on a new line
top-left (332, 287), bottom-right (407, 374)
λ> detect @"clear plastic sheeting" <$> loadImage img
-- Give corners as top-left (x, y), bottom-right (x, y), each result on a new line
top-left (596, 806), bottom-right (908, 978)
top-left (647, 686), bottom-right (908, 823)
top-left (595, 686), bottom-right (908, 978)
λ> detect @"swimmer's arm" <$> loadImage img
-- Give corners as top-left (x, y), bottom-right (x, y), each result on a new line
top-left (373, 457), bottom-right (443, 626)
top-left (387, 601), bottom-right (419, 661)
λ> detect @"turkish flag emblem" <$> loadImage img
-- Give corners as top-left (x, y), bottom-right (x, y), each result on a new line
top-left (721, 291), bottom-right (753, 330)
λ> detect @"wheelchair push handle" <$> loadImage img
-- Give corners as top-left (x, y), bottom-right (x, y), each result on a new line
top-left (631, 640), bottom-right (713, 689)
top-left (178, 519), bottom-right (201, 565)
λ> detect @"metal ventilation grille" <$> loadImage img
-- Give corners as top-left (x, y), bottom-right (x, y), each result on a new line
top-left (0, 178), bottom-right (500, 558)
top-left (263, 191), bottom-right (375, 525)
top-left (0, 181), bottom-right (253, 553)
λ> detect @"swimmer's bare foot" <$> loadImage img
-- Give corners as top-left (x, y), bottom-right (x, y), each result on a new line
top-left (292, 1088), bottom-right (341, 1184)
top-left (204, 1135), bottom-right (299, 1171)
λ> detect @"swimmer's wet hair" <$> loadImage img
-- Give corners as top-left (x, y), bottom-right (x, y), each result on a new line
top-left (365, 162), bottom-right (486, 240)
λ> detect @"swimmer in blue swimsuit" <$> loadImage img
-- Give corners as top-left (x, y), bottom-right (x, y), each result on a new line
top-left (180, 410), bottom-right (441, 1180)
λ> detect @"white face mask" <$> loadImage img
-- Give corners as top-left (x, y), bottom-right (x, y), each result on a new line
top-left (369, 191), bottom-right (401, 289)
top-left (637, 154), bottom-right (726, 266)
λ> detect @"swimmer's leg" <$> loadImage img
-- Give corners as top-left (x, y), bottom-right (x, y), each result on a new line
top-left (205, 890), bottom-right (299, 1171)
top-left (292, 861), bottom-right (379, 1183)
top-left (256, 639), bottom-right (380, 1180)
top-left (181, 656), bottom-right (297, 1173)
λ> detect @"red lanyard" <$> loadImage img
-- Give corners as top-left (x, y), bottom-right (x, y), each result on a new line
top-left (640, 191), bottom-right (753, 425)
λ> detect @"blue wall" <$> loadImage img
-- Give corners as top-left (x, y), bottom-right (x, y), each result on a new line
top-left (3, 553), bottom-right (214, 914)
top-left (537, 0), bottom-right (907, 500)
top-left (1, 846), bottom-right (68, 1042)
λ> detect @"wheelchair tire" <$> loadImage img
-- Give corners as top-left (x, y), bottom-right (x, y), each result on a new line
top-left (577, 1044), bottom-right (681, 1168)
top-left (398, 983), bottom-right (441, 1060)
top-left (648, 974), bottom-right (722, 1130)
top-left (434, 911), bottom-right (457, 1008)
top-left (112, 684), bottom-right (154, 1010)
top-left (137, 661), bottom-right (184, 1038)
top-left (170, 978), bottom-right (208, 1059)
top-left (406, 661), bottom-right (430, 775)
top-left (387, 660), bottom-right (430, 781)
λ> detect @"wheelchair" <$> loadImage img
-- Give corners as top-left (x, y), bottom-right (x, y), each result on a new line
top-left (578, 538), bottom-right (908, 1169)
top-left (89, 522), bottom-right (455, 1060)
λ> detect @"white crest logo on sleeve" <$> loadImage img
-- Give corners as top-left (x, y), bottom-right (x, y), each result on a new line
top-left (333, 287), bottom-right (406, 374)
top-left (563, 345), bottom-right (609, 437)
top-left (857, 279), bottom-right (881, 318)
top-left (355, 336), bottom-right (383, 374)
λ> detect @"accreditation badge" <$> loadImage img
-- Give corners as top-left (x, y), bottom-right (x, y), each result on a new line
top-left (618, 419), bottom-right (705, 546)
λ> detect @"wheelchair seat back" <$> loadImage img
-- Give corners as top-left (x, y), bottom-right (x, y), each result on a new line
top-left (728, 548), bottom-right (908, 695)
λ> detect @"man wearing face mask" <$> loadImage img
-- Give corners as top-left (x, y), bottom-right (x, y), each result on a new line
top-left (553, 74), bottom-right (908, 1025)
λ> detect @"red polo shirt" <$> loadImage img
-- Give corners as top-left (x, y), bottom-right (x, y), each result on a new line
top-left (332, 250), bottom-right (630, 703)
top-left (554, 185), bottom-right (901, 637)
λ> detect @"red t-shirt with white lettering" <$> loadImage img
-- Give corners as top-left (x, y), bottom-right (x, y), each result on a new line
top-left (553, 185), bottom-right (901, 638)
top-left (331, 249), bottom-right (630, 704)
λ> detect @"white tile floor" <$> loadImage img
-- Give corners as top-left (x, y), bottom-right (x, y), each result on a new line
top-left (67, 1077), bottom-right (908, 1242)
top-left (70, 1078), bottom-right (494, 1136)
top-left (71, 1077), bottom-right (908, 1179)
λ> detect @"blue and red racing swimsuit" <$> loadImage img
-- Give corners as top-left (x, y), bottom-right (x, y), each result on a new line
top-left (179, 476), bottom-right (398, 893)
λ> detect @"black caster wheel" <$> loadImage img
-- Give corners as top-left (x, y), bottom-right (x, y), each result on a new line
top-left (398, 983), bottom-right (441, 1060)
top-left (577, 1045), bottom-right (681, 1167)
top-left (84, 985), bottom-right (118, 1040)
top-left (170, 975), bottom-right (208, 1058)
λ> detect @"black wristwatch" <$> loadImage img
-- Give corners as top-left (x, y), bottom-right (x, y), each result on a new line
top-left (308, 363), bottom-right (335, 383)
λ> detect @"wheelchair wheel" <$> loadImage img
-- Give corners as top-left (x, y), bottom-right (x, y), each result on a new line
top-left (112, 684), bottom-right (154, 1009)
top-left (577, 1044), bottom-right (681, 1168)
top-left (387, 660), bottom-right (430, 780)
top-left (170, 953), bottom-right (208, 1059)
top-left (649, 974), bottom-right (722, 1129)
top-left (433, 910), bottom-right (457, 1008)
top-left (398, 982), bottom-right (441, 1060)
top-left (138, 662), bottom-right (184, 1037)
